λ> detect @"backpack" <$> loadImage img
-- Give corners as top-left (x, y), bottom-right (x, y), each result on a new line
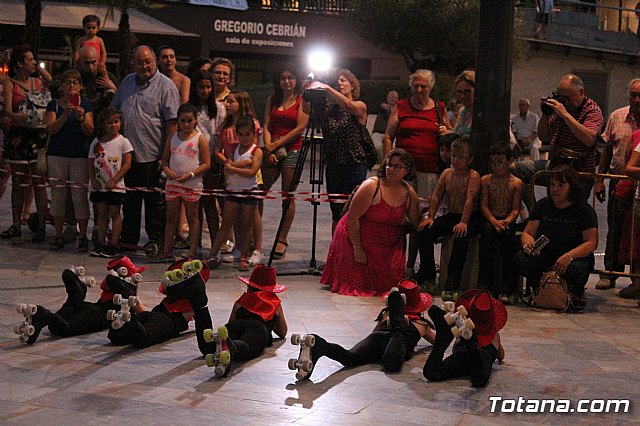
top-left (533, 271), bottom-right (570, 312)
top-left (15, 81), bottom-right (51, 129)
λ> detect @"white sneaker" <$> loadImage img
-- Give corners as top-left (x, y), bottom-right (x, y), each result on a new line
top-left (248, 250), bottom-right (263, 266)
top-left (221, 240), bottom-right (235, 254)
top-left (222, 248), bottom-right (241, 263)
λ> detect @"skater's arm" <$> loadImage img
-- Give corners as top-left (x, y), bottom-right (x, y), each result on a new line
top-left (272, 304), bottom-right (287, 338)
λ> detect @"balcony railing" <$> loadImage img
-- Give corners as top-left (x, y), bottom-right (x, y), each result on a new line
top-left (518, 0), bottom-right (640, 55)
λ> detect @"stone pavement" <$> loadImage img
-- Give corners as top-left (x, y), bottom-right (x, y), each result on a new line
top-left (0, 166), bottom-right (639, 425)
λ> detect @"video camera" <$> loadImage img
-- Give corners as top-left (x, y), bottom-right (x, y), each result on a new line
top-left (540, 91), bottom-right (568, 116)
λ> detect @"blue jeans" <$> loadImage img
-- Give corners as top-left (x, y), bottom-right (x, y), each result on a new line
top-left (325, 163), bottom-right (368, 221)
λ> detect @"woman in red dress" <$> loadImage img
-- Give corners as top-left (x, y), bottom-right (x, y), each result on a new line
top-left (321, 149), bottom-right (420, 296)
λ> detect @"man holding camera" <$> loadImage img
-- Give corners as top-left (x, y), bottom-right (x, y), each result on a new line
top-left (511, 74), bottom-right (603, 202)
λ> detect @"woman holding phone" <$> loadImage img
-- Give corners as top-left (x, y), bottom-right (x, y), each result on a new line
top-left (45, 69), bottom-right (94, 251)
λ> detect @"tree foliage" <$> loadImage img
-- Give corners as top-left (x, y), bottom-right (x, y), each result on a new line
top-left (349, 0), bottom-right (481, 75)
top-left (24, 0), bottom-right (42, 57)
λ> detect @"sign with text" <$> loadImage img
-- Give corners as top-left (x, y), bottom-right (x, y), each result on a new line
top-left (213, 18), bottom-right (307, 49)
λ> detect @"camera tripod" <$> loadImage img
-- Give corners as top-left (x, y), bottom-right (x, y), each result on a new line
top-left (266, 102), bottom-right (328, 275)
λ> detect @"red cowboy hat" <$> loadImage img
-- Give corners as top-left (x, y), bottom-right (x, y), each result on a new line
top-left (167, 257), bottom-right (210, 282)
top-left (107, 255), bottom-right (147, 276)
top-left (237, 264), bottom-right (287, 293)
top-left (382, 279), bottom-right (432, 314)
top-left (456, 289), bottom-right (507, 347)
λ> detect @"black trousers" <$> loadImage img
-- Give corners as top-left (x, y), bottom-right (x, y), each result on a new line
top-left (418, 212), bottom-right (477, 290)
top-left (226, 318), bottom-right (271, 362)
top-left (122, 160), bottom-right (166, 245)
top-left (107, 303), bottom-right (188, 348)
top-left (603, 180), bottom-right (626, 276)
top-left (424, 338), bottom-right (498, 388)
top-left (318, 324), bottom-right (421, 373)
top-left (512, 249), bottom-right (594, 297)
top-left (48, 301), bottom-right (113, 337)
top-left (478, 218), bottom-right (518, 296)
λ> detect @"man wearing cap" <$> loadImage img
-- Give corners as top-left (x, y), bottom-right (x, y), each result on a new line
top-left (292, 279), bottom-right (435, 380)
top-left (16, 256), bottom-right (145, 344)
top-left (423, 289), bottom-right (506, 388)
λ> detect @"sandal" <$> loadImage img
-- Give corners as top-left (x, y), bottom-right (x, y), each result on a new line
top-left (32, 228), bottom-right (46, 243)
top-left (273, 240), bottom-right (289, 260)
top-left (49, 237), bottom-right (64, 251)
top-left (1, 224), bottom-right (21, 239)
top-left (237, 258), bottom-right (250, 271)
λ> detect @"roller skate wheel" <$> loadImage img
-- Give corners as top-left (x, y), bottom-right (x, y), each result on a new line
top-left (303, 335), bottom-right (315, 347)
top-left (14, 324), bottom-right (23, 334)
top-left (112, 294), bottom-right (123, 305)
top-left (203, 329), bottom-right (214, 343)
top-left (295, 371), bottom-right (306, 381)
top-left (116, 267), bottom-right (128, 277)
top-left (214, 366), bottom-right (225, 377)
top-left (121, 311), bottom-right (131, 323)
top-left (457, 305), bottom-right (468, 317)
top-left (112, 319), bottom-right (123, 330)
top-left (144, 242), bottom-right (159, 257)
top-left (217, 326), bottom-right (228, 340)
top-left (301, 360), bottom-right (313, 372)
top-left (130, 273), bottom-right (142, 284)
top-left (182, 262), bottom-right (193, 273)
top-left (443, 301), bottom-right (455, 313)
top-left (16, 303), bottom-right (27, 314)
top-left (219, 351), bottom-right (231, 365)
top-left (108, 270), bottom-right (118, 277)
top-left (161, 277), bottom-right (172, 286)
top-left (27, 305), bottom-right (37, 316)
top-left (163, 271), bottom-right (173, 281)
top-left (25, 325), bottom-right (35, 336)
top-left (83, 276), bottom-right (96, 287)
top-left (107, 310), bottom-right (117, 321)
top-left (19, 335), bottom-right (28, 344)
top-left (461, 328), bottom-right (473, 340)
top-left (205, 353), bottom-right (215, 368)
top-left (191, 259), bottom-right (203, 272)
top-left (290, 333), bottom-right (301, 345)
top-left (444, 313), bottom-right (455, 326)
top-left (464, 318), bottom-right (475, 330)
top-left (170, 269), bottom-right (184, 281)
top-left (451, 326), bottom-right (460, 338)
top-left (288, 358), bottom-right (298, 370)
top-left (127, 296), bottom-right (137, 307)
top-left (73, 266), bottom-right (85, 276)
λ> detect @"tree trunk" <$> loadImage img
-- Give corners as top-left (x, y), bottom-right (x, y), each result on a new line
top-left (24, 0), bottom-right (42, 58)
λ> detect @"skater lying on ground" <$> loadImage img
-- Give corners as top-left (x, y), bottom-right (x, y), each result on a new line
top-left (15, 256), bottom-right (146, 344)
top-left (201, 264), bottom-right (288, 377)
top-left (290, 279), bottom-right (435, 381)
top-left (423, 289), bottom-right (506, 388)
top-left (108, 258), bottom-right (215, 354)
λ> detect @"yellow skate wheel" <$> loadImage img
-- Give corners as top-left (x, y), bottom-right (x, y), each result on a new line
top-left (203, 328), bottom-right (214, 343)
top-left (205, 353), bottom-right (215, 368)
top-left (217, 326), bottom-right (228, 340)
top-left (219, 351), bottom-right (231, 365)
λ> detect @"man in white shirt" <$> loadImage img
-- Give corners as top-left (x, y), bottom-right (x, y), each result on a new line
top-left (511, 98), bottom-right (542, 161)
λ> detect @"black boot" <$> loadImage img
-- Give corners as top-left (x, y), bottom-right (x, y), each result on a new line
top-left (62, 269), bottom-right (88, 307)
top-left (387, 290), bottom-right (406, 331)
top-left (165, 273), bottom-right (208, 311)
top-left (104, 275), bottom-right (137, 299)
top-left (26, 305), bottom-right (53, 344)
top-left (428, 305), bottom-right (454, 348)
top-left (108, 312), bottom-right (145, 346)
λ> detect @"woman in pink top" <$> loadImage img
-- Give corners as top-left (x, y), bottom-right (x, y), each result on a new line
top-left (262, 65), bottom-right (309, 259)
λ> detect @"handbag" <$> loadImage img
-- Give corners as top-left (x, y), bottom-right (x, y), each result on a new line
top-left (533, 271), bottom-right (570, 312)
top-left (356, 121), bottom-right (379, 171)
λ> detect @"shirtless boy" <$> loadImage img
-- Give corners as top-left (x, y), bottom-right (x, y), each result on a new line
top-left (416, 136), bottom-right (481, 300)
top-left (157, 46), bottom-right (191, 103)
top-left (478, 144), bottom-right (524, 302)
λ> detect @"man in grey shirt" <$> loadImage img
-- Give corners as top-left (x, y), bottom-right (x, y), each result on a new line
top-left (111, 45), bottom-right (179, 247)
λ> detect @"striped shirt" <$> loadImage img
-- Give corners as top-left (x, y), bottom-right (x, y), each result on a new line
top-left (548, 97), bottom-right (603, 173)
top-left (601, 106), bottom-right (639, 173)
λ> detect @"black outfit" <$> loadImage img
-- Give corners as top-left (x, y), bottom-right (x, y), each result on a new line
top-left (27, 271), bottom-right (132, 344)
top-left (423, 306), bottom-right (497, 388)
top-left (512, 197), bottom-right (598, 297)
top-left (225, 307), bottom-right (277, 362)
top-left (417, 212), bottom-right (479, 290)
top-left (602, 180), bottom-right (626, 277)
top-left (478, 218), bottom-right (518, 296)
top-left (121, 160), bottom-right (166, 245)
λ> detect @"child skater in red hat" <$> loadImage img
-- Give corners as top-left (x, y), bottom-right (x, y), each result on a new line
top-left (201, 264), bottom-right (288, 377)
top-left (288, 279), bottom-right (435, 381)
top-left (423, 288), bottom-right (507, 387)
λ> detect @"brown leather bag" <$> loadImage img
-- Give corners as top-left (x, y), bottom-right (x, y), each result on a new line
top-left (533, 271), bottom-right (570, 312)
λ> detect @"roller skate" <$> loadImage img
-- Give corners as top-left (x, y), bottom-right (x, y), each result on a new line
top-left (383, 287), bottom-right (409, 329)
top-left (70, 265), bottom-right (96, 287)
top-left (203, 326), bottom-right (232, 377)
top-left (162, 259), bottom-right (204, 288)
top-left (288, 334), bottom-right (317, 381)
top-left (106, 294), bottom-right (137, 329)
top-left (14, 304), bottom-right (51, 344)
top-left (163, 259), bottom-right (209, 311)
top-left (443, 301), bottom-right (475, 340)
top-left (107, 265), bottom-right (142, 285)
